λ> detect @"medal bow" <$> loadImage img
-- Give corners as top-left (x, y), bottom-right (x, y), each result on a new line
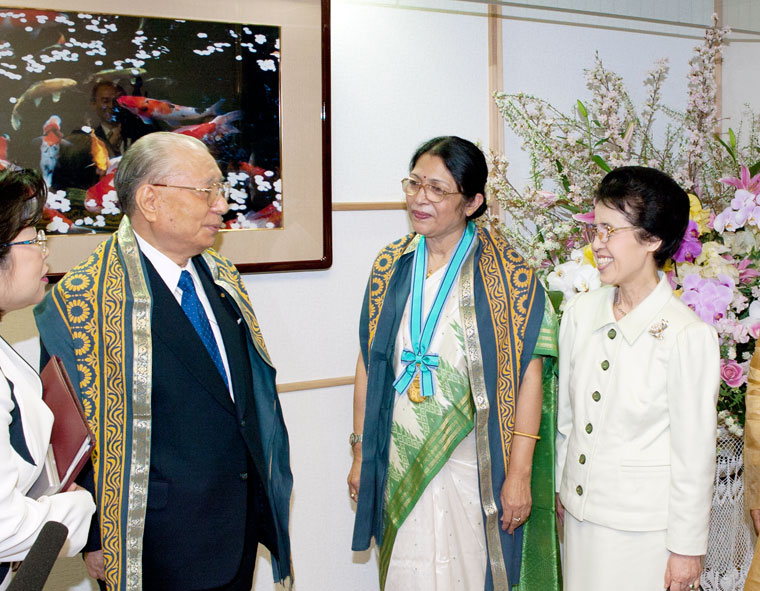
top-left (394, 349), bottom-right (439, 398)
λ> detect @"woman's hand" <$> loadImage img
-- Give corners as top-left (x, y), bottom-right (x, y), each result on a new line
top-left (555, 493), bottom-right (565, 526)
top-left (500, 471), bottom-right (532, 534)
top-left (664, 552), bottom-right (701, 591)
top-left (64, 482), bottom-right (85, 493)
top-left (347, 443), bottom-right (362, 503)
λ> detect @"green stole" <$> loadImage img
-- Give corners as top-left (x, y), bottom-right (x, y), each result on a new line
top-left (34, 217), bottom-right (276, 591)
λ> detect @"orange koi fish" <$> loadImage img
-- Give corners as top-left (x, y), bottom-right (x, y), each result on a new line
top-left (174, 110), bottom-right (241, 143)
top-left (117, 96), bottom-right (223, 126)
top-left (89, 131), bottom-right (108, 174)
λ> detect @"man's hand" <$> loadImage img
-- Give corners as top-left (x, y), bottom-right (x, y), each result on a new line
top-left (84, 550), bottom-right (105, 581)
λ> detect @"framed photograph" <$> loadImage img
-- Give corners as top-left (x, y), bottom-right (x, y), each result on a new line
top-left (0, 0), bottom-right (331, 276)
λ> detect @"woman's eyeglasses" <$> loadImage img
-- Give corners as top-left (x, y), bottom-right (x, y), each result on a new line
top-left (1, 229), bottom-right (47, 255)
top-left (583, 223), bottom-right (637, 244)
top-left (401, 177), bottom-right (460, 203)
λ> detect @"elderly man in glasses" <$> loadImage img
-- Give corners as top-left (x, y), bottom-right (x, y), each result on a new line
top-left (34, 132), bottom-right (293, 591)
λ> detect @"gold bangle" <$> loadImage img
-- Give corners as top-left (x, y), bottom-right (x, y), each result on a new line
top-left (513, 430), bottom-right (541, 440)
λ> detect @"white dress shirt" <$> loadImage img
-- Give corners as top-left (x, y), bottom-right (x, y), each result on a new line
top-left (133, 231), bottom-right (234, 399)
top-left (556, 276), bottom-right (720, 556)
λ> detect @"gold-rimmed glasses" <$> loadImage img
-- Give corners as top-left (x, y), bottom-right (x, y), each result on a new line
top-left (1, 229), bottom-right (47, 256)
top-left (152, 181), bottom-right (232, 206)
top-left (401, 177), bottom-right (460, 203)
top-left (582, 223), bottom-right (637, 244)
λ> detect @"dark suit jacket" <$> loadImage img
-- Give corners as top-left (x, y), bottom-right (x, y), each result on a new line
top-left (138, 257), bottom-right (276, 590)
top-left (73, 255), bottom-right (279, 591)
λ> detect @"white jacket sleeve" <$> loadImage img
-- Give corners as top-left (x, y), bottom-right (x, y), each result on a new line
top-left (665, 320), bottom-right (719, 555)
top-left (555, 294), bottom-right (579, 493)
top-left (0, 388), bottom-right (95, 562)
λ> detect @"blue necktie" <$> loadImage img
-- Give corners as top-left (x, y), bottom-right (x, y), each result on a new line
top-left (178, 270), bottom-right (228, 388)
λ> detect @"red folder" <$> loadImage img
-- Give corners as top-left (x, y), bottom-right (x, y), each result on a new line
top-left (40, 356), bottom-right (94, 491)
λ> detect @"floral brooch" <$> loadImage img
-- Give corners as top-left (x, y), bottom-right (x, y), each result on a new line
top-left (648, 319), bottom-right (669, 340)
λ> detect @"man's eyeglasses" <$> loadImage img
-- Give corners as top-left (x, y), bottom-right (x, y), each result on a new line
top-left (582, 223), bottom-right (637, 244)
top-left (401, 177), bottom-right (460, 203)
top-left (152, 181), bottom-right (232, 206)
top-left (1, 229), bottom-right (47, 255)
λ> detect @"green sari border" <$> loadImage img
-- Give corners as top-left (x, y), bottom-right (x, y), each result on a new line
top-left (377, 394), bottom-right (475, 588)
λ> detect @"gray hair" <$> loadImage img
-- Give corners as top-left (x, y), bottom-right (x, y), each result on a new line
top-left (114, 132), bottom-right (210, 216)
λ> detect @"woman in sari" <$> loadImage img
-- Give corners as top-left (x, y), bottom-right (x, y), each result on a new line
top-left (348, 136), bottom-right (558, 590)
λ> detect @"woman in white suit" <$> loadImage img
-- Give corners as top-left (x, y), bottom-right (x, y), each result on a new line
top-left (556, 166), bottom-right (719, 591)
top-left (0, 168), bottom-right (95, 590)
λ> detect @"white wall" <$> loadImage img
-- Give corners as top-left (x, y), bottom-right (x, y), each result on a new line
top-left (4, 1), bottom-right (758, 591)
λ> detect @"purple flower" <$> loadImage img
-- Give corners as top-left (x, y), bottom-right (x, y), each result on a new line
top-left (679, 274), bottom-right (734, 325)
top-left (672, 220), bottom-right (702, 262)
top-left (720, 359), bottom-right (746, 388)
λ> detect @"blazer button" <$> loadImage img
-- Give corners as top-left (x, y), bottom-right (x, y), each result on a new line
top-left (607, 328), bottom-right (616, 339)
top-left (579, 454), bottom-right (586, 464)
top-left (576, 485), bottom-right (583, 495)
top-left (601, 360), bottom-right (610, 370)
top-left (585, 423), bottom-right (593, 434)
top-left (592, 391), bottom-right (601, 402)
top-left (240, 472), bottom-right (248, 481)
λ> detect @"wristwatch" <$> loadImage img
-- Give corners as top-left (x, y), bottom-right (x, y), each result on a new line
top-left (349, 432), bottom-right (363, 447)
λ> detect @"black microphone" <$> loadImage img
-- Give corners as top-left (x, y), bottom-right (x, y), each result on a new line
top-left (8, 521), bottom-right (68, 591)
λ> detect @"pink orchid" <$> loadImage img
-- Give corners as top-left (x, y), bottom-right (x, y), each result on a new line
top-left (720, 165), bottom-right (760, 195)
top-left (679, 273), bottom-right (734, 325)
top-left (572, 210), bottom-right (595, 224)
top-left (738, 258), bottom-right (760, 283)
top-left (672, 220), bottom-right (702, 262)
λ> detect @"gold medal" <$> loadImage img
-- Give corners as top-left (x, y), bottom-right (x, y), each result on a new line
top-left (407, 371), bottom-right (425, 403)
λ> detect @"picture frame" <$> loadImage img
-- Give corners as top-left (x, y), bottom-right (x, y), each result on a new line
top-left (1, 0), bottom-right (332, 277)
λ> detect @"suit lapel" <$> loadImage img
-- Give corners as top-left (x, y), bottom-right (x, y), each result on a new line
top-left (144, 259), bottom-right (236, 416)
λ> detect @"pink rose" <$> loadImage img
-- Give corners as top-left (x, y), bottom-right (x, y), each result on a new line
top-left (720, 359), bottom-right (746, 388)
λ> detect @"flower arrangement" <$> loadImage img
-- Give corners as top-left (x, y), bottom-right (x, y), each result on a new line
top-left (486, 17), bottom-right (760, 433)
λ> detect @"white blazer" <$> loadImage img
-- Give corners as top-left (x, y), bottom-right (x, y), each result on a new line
top-left (556, 277), bottom-right (720, 556)
top-left (0, 336), bottom-right (94, 589)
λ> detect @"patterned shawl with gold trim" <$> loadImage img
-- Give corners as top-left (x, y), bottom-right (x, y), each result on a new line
top-left (352, 226), bottom-right (559, 591)
top-left (34, 217), bottom-right (292, 591)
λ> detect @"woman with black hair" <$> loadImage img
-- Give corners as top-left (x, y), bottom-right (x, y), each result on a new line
top-left (348, 136), bottom-right (558, 590)
top-left (0, 168), bottom-right (95, 590)
top-left (556, 166), bottom-right (720, 591)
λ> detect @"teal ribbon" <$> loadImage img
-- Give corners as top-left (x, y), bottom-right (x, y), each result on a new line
top-left (393, 221), bottom-right (477, 398)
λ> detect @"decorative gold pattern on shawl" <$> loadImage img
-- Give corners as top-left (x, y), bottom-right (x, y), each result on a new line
top-left (117, 218), bottom-right (152, 591)
top-left (459, 243), bottom-right (508, 588)
top-left (477, 228), bottom-right (537, 473)
top-left (50, 234), bottom-right (131, 590)
top-left (366, 234), bottom-right (416, 350)
top-left (201, 250), bottom-right (274, 367)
